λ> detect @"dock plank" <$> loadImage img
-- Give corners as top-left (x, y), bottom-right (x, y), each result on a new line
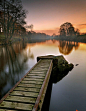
top-left (10, 91), bottom-right (38, 97)
top-left (26, 75), bottom-right (45, 79)
top-left (5, 95), bottom-right (36, 104)
top-left (18, 83), bottom-right (41, 88)
top-left (0, 109), bottom-right (16, 111)
top-left (23, 78), bottom-right (44, 82)
top-left (27, 73), bottom-right (46, 76)
top-left (26, 76), bottom-right (45, 79)
top-left (29, 72), bottom-right (46, 74)
top-left (0, 101), bottom-right (34, 111)
top-left (14, 87), bottom-right (40, 92)
top-left (0, 58), bottom-right (53, 111)
top-left (21, 80), bottom-right (43, 85)
top-left (32, 69), bottom-right (48, 71)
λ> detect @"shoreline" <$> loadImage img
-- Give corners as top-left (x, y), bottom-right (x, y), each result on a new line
top-left (0, 35), bottom-right (86, 45)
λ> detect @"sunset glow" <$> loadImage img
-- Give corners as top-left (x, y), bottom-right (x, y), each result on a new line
top-left (22, 0), bottom-right (86, 35)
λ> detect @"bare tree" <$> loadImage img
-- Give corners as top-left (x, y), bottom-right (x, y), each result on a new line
top-left (25, 24), bottom-right (34, 31)
top-left (0, 0), bottom-right (27, 43)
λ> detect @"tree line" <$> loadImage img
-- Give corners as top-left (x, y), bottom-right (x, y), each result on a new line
top-left (0, 0), bottom-right (83, 44)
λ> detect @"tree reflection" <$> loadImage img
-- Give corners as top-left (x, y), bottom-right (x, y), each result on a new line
top-left (0, 42), bottom-right (34, 99)
top-left (58, 41), bottom-right (79, 55)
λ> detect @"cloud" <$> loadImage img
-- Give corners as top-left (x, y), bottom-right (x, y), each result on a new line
top-left (78, 24), bottom-right (86, 26)
top-left (76, 24), bottom-right (86, 33)
top-left (76, 24), bottom-right (86, 29)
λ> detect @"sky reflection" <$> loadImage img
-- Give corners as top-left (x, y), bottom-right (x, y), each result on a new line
top-left (0, 40), bottom-right (86, 111)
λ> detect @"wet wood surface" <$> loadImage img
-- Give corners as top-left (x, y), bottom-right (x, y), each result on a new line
top-left (0, 59), bottom-right (53, 111)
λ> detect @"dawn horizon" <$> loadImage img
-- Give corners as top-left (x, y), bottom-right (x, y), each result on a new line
top-left (22, 0), bottom-right (86, 35)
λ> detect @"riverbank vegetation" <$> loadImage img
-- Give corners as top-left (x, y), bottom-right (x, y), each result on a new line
top-left (0, 0), bottom-right (86, 45)
top-left (0, 0), bottom-right (27, 44)
top-left (0, 31), bottom-right (86, 45)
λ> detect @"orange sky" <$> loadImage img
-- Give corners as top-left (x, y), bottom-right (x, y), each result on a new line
top-left (22, 0), bottom-right (86, 35)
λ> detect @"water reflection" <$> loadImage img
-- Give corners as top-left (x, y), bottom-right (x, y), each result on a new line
top-left (42, 58), bottom-right (74, 111)
top-left (0, 39), bottom-right (80, 99)
top-left (0, 39), bottom-right (83, 104)
top-left (0, 42), bottom-right (34, 99)
top-left (58, 41), bottom-right (79, 55)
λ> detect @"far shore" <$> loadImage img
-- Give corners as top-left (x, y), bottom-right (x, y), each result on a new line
top-left (53, 35), bottom-right (86, 43)
top-left (0, 34), bottom-right (86, 45)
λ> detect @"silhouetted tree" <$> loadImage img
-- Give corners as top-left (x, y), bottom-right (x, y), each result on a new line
top-left (75, 28), bottom-right (80, 36)
top-left (59, 28), bottom-right (66, 36)
top-left (25, 24), bottom-right (33, 31)
top-left (0, 0), bottom-right (27, 43)
top-left (59, 22), bottom-right (75, 36)
top-left (52, 33), bottom-right (56, 37)
top-left (68, 26), bottom-right (75, 35)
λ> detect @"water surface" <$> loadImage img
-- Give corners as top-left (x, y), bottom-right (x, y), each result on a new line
top-left (0, 40), bottom-right (86, 111)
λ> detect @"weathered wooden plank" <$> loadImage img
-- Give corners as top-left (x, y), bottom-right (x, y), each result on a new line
top-left (37, 63), bottom-right (50, 65)
top-left (31, 69), bottom-right (48, 72)
top-left (0, 101), bottom-right (34, 110)
top-left (32, 69), bottom-right (48, 71)
top-left (26, 75), bottom-right (45, 78)
top-left (10, 91), bottom-right (38, 97)
top-left (21, 80), bottom-right (43, 85)
top-left (31, 69), bottom-right (47, 72)
top-left (0, 58), bottom-right (53, 111)
top-left (29, 71), bottom-right (47, 74)
top-left (18, 83), bottom-right (42, 88)
top-left (32, 68), bottom-right (48, 70)
top-left (37, 62), bottom-right (50, 64)
top-left (27, 75), bottom-right (45, 78)
top-left (32, 59), bottom-right (53, 111)
top-left (0, 109), bottom-right (16, 111)
top-left (38, 62), bottom-right (50, 63)
top-left (5, 96), bottom-right (36, 104)
top-left (36, 66), bottom-right (49, 68)
top-left (41, 61), bottom-right (51, 62)
top-left (26, 75), bottom-right (45, 79)
top-left (36, 64), bottom-right (49, 66)
top-left (33, 68), bottom-right (48, 70)
top-left (14, 87), bottom-right (40, 92)
top-left (27, 74), bottom-right (46, 76)
top-left (23, 78), bottom-right (43, 82)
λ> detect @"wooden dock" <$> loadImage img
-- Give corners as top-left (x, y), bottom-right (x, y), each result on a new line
top-left (0, 58), bottom-right (53, 111)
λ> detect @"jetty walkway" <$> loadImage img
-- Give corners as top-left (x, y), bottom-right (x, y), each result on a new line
top-left (0, 57), bottom-right (53, 111)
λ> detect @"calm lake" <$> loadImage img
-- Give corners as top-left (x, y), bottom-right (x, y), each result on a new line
top-left (0, 39), bottom-right (86, 111)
